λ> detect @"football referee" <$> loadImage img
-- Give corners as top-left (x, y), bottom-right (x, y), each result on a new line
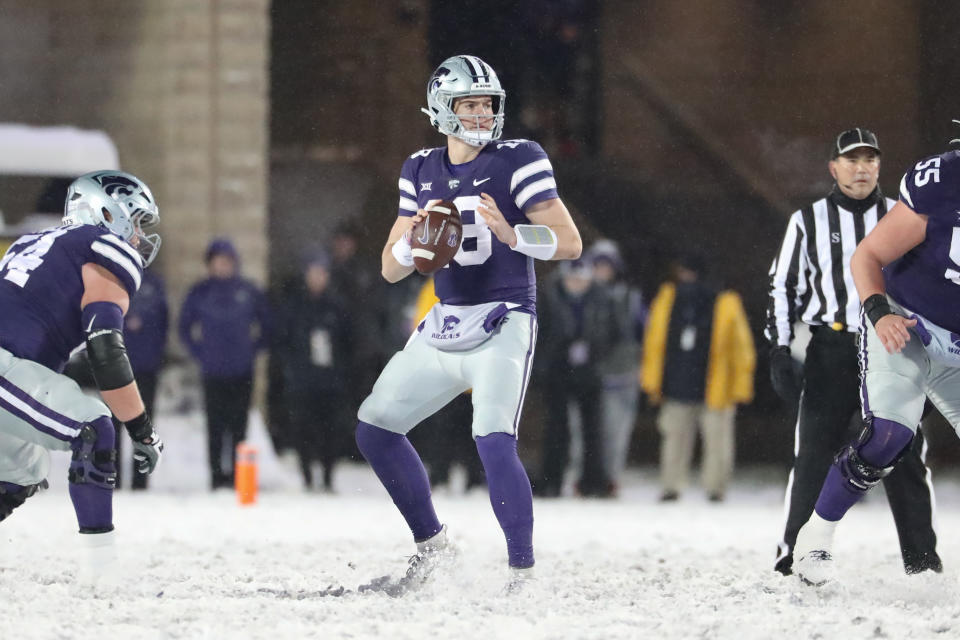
top-left (766, 128), bottom-right (941, 576)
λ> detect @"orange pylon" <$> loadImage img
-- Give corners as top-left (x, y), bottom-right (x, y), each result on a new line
top-left (235, 442), bottom-right (258, 505)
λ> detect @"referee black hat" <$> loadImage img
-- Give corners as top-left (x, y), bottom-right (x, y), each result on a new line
top-left (832, 128), bottom-right (881, 158)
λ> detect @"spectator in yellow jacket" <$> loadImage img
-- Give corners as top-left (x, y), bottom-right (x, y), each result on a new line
top-left (641, 254), bottom-right (755, 502)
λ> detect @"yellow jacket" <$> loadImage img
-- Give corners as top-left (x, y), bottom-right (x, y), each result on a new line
top-left (641, 282), bottom-right (755, 409)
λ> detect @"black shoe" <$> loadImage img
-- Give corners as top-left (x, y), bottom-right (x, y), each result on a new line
top-left (904, 551), bottom-right (943, 575)
top-left (533, 483), bottom-right (561, 498)
top-left (659, 491), bottom-right (679, 502)
top-left (774, 554), bottom-right (793, 576)
top-left (708, 493), bottom-right (725, 503)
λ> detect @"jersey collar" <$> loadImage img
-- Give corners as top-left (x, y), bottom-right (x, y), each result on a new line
top-left (829, 184), bottom-right (882, 215)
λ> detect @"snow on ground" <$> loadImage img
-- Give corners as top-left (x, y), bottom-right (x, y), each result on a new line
top-left (2, 410), bottom-right (960, 639)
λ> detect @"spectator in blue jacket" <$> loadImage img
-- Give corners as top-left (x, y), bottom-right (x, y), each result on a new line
top-left (113, 268), bottom-right (169, 490)
top-left (179, 238), bottom-right (271, 490)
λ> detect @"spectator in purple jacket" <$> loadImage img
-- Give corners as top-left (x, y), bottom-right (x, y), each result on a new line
top-left (179, 238), bottom-right (270, 490)
top-left (113, 268), bottom-right (168, 490)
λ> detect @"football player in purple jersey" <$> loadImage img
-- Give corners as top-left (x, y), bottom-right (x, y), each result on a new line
top-left (0, 171), bottom-right (163, 575)
top-left (794, 140), bottom-right (960, 585)
top-left (354, 54), bottom-right (582, 593)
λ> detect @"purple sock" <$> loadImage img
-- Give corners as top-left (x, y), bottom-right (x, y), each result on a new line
top-left (68, 416), bottom-right (115, 532)
top-left (355, 421), bottom-right (441, 542)
top-left (815, 417), bottom-right (915, 522)
top-left (814, 465), bottom-right (862, 521)
top-left (475, 432), bottom-right (534, 568)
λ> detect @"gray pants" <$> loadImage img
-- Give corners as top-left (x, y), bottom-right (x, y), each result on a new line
top-left (0, 347), bottom-right (109, 485)
top-left (657, 399), bottom-right (735, 495)
top-left (359, 311), bottom-right (537, 438)
top-left (600, 375), bottom-right (639, 485)
top-left (862, 301), bottom-right (960, 431)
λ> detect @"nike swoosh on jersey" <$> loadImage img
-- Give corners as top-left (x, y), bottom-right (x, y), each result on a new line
top-left (86, 315), bottom-right (97, 333)
top-left (473, 177), bottom-right (491, 186)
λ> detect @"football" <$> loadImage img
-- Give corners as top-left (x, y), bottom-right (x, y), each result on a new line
top-left (411, 200), bottom-right (463, 275)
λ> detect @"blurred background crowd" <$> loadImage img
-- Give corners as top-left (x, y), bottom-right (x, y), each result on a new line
top-left (1, 0), bottom-right (959, 497)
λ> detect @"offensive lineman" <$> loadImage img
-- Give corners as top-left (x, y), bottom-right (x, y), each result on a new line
top-left (794, 138), bottom-right (960, 585)
top-left (355, 54), bottom-right (582, 592)
top-left (767, 129), bottom-right (940, 576)
top-left (0, 171), bottom-right (163, 572)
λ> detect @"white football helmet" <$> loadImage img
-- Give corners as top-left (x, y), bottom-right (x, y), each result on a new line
top-left (421, 55), bottom-right (505, 146)
top-left (63, 170), bottom-right (161, 266)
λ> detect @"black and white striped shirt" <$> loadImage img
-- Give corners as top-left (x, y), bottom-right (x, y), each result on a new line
top-left (765, 187), bottom-right (892, 347)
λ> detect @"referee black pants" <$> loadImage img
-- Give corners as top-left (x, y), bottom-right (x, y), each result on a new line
top-left (777, 327), bottom-right (940, 574)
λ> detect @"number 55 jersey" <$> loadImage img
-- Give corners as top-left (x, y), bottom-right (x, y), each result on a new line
top-left (397, 139), bottom-right (559, 310)
top-left (0, 224), bottom-right (143, 372)
top-left (884, 150), bottom-right (960, 333)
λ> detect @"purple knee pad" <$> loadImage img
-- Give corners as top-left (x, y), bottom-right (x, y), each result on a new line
top-left (815, 417), bottom-right (914, 522)
top-left (68, 415), bottom-right (116, 533)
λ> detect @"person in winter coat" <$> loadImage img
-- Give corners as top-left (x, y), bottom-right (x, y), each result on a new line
top-left (642, 254), bottom-right (755, 502)
top-left (534, 259), bottom-right (623, 498)
top-left (113, 268), bottom-right (168, 490)
top-left (275, 250), bottom-right (353, 491)
top-left (179, 238), bottom-right (270, 490)
top-left (587, 239), bottom-right (647, 495)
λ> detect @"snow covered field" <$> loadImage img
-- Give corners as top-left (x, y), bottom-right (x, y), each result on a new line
top-left (3, 411), bottom-right (960, 639)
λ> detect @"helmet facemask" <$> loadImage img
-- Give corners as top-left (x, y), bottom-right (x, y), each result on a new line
top-left (64, 171), bottom-right (162, 267)
top-left (129, 208), bottom-right (161, 267)
top-left (422, 55), bottom-right (506, 147)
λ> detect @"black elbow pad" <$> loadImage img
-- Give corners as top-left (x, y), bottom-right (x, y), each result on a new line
top-left (85, 329), bottom-right (135, 391)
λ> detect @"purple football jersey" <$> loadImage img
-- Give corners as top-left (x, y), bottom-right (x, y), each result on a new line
top-left (0, 224), bottom-right (143, 372)
top-left (397, 139), bottom-right (559, 308)
top-left (884, 150), bottom-right (960, 332)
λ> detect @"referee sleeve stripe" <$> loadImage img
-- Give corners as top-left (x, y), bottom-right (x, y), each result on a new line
top-left (766, 215), bottom-right (804, 345)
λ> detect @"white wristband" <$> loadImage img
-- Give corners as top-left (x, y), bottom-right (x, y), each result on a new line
top-left (511, 224), bottom-right (558, 260)
top-left (391, 235), bottom-right (415, 267)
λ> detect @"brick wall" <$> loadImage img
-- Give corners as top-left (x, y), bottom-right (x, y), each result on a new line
top-left (0, 0), bottom-right (270, 327)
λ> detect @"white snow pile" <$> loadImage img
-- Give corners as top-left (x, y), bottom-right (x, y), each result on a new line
top-left (2, 410), bottom-right (959, 639)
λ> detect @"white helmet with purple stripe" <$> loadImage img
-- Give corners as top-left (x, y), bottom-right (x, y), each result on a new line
top-left (63, 170), bottom-right (161, 267)
top-left (421, 55), bottom-right (506, 147)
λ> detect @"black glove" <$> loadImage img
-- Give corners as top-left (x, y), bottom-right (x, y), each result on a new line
top-left (769, 345), bottom-right (802, 405)
top-left (125, 412), bottom-right (164, 474)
